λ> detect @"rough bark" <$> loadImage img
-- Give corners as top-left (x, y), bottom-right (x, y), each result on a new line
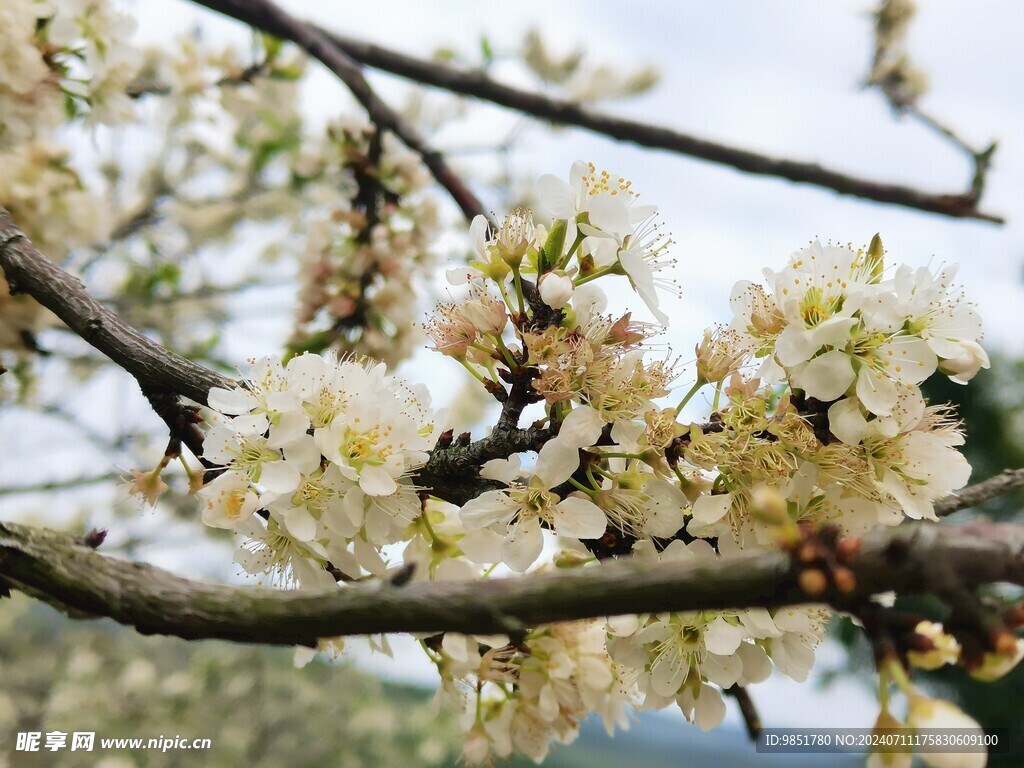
top-left (3, 519), bottom-right (1023, 647)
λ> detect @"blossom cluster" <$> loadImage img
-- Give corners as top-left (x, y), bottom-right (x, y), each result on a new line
top-left (194, 162), bottom-right (1006, 766)
top-left (1, 0), bottom-right (140, 356)
top-left (198, 353), bottom-right (440, 585)
top-left (0, 0), bottom-right (139, 149)
top-left (291, 124), bottom-right (439, 368)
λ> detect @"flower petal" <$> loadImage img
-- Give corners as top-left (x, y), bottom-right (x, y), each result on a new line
top-left (792, 350), bottom-right (855, 402)
top-left (553, 496), bottom-right (607, 539)
top-left (692, 494), bottom-right (732, 524)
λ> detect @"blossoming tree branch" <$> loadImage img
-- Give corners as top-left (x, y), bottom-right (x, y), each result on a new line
top-left (0, 2), bottom-right (1022, 767)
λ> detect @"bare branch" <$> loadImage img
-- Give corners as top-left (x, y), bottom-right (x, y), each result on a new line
top-left (936, 468), bottom-right (1024, 518)
top-left (312, 30), bottom-right (1003, 224)
top-left (0, 473), bottom-right (120, 498)
top-left (3, 519), bottom-right (1024, 647)
top-left (726, 685), bottom-right (762, 741)
top-left (188, 0), bottom-right (488, 224)
top-left (866, 0), bottom-right (998, 205)
top-left (0, 207), bottom-right (230, 404)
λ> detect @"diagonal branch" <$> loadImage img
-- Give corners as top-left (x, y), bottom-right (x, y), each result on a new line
top-left (0, 207), bottom-right (230, 404)
top-left (866, 0), bottom-right (998, 206)
top-left (314, 30), bottom-right (1003, 224)
top-left (3, 519), bottom-right (1024, 647)
top-left (188, 0), bottom-right (488, 224)
top-left (935, 467), bottom-right (1024, 518)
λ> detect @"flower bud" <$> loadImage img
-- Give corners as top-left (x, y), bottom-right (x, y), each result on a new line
top-left (494, 208), bottom-right (536, 267)
top-left (968, 638), bottom-right (1024, 682)
top-left (866, 708), bottom-right (912, 768)
top-left (461, 294), bottom-right (508, 335)
top-left (695, 326), bottom-right (747, 383)
top-left (906, 694), bottom-right (986, 768)
top-left (749, 484), bottom-right (789, 526)
top-left (541, 218), bottom-right (567, 271)
top-left (907, 621), bottom-right (960, 671)
top-left (538, 272), bottom-right (575, 309)
top-left (938, 341), bottom-right (990, 384)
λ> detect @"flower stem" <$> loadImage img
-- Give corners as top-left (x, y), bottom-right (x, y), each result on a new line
top-left (675, 379), bottom-right (706, 413)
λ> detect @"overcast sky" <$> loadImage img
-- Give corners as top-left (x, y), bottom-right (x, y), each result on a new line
top-left (8, 0), bottom-right (1024, 738)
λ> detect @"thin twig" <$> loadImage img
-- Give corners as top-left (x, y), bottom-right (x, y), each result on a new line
top-left (935, 468), bottom-right (1024, 518)
top-left (189, 0), bottom-right (488, 224)
top-left (0, 207), bottom-right (231, 404)
top-left (866, 0), bottom-right (998, 207)
top-left (0, 473), bottom-right (120, 498)
top-left (314, 29), bottom-right (1003, 224)
top-left (726, 685), bottom-right (762, 740)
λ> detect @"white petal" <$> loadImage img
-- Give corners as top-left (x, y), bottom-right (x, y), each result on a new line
top-left (267, 409), bottom-right (311, 448)
top-left (502, 519), bottom-right (544, 572)
top-left (828, 398), bottom-right (868, 445)
top-left (703, 616), bottom-right (746, 656)
top-left (283, 506), bottom-right (318, 542)
top-left (282, 435), bottom-right (322, 475)
top-left (692, 494), bottom-right (732, 524)
top-left (479, 455), bottom-right (522, 484)
top-left (557, 405), bottom-right (604, 447)
top-left (208, 386), bottom-right (257, 415)
top-left (586, 194), bottom-right (631, 239)
top-left (259, 459), bottom-right (301, 495)
top-left (856, 366), bottom-right (898, 417)
top-left (736, 643), bottom-right (773, 684)
top-left (202, 427), bottom-right (240, 465)
top-left (792, 350), bottom-right (855, 402)
top-left (571, 283), bottom-right (607, 326)
top-left (701, 652), bottom-right (743, 688)
top-left (881, 336), bottom-right (937, 385)
top-left (537, 174), bottom-right (574, 220)
top-left (678, 684), bottom-right (726, 731)
top-left (230, 413), bottom-right (269, 436)
top-left (553, 496), bottom-right (607, 539)
top-left (358, 464), bottom-right (398, 497)
top-left (538, 273), bottom-right (575, 309)
top-left (286, 353), bottom-right (326, 396)
top-left (460, 491), bottom-right (518, 530)
top-left (459, 529), bottom-right (505, 563)
top-left (534, 438), bottom-right (581, 488)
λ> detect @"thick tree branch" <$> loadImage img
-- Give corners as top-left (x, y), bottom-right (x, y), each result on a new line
top-left (0, 208), bottom-right (230, 404)
top-left (2, 519), bottom-right (1023, 647)
top-left (935, 468), bottom-right (1024, 518)
top-left (313, 31), bottom-right (1003, 224)
top-left (188, 0), bottom-right (487, 224)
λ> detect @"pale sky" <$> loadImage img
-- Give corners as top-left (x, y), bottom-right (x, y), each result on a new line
top-left (7, 0), bottom-right (1024, 741)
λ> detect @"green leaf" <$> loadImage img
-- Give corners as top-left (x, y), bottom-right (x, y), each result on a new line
top-left (259, 32), bottom-right (283, 62)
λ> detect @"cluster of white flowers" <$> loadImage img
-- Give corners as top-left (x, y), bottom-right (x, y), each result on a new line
top-left (0, 0), bottom-right (139, 147)
top-left (0, 0), bottom-right (65, 150)
top-left (198, 353), bottom-right (440, 584)
top-left (606, 540), bottom-right (830, 728)
top-left (291, 124), bottom-right (438, 368)
top-left (195, 162), bottom-right (1002, 766)
top-left (720, 239), bottom-right (985, 533)
top-left (0, 141), bottom-right (111, 351)
top-left (433, 621), bottom-right (634, 764)
top-left (1, 0), bottom-right (140, 356)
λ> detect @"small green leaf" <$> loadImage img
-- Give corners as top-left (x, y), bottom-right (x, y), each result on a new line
top-left (542, 220), bottom-right (567, 272)
top-left (260, 32), bottom-right (284, 62)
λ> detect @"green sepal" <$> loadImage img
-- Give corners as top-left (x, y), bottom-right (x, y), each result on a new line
top-left (542, 219), bottom-right (568, 272)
